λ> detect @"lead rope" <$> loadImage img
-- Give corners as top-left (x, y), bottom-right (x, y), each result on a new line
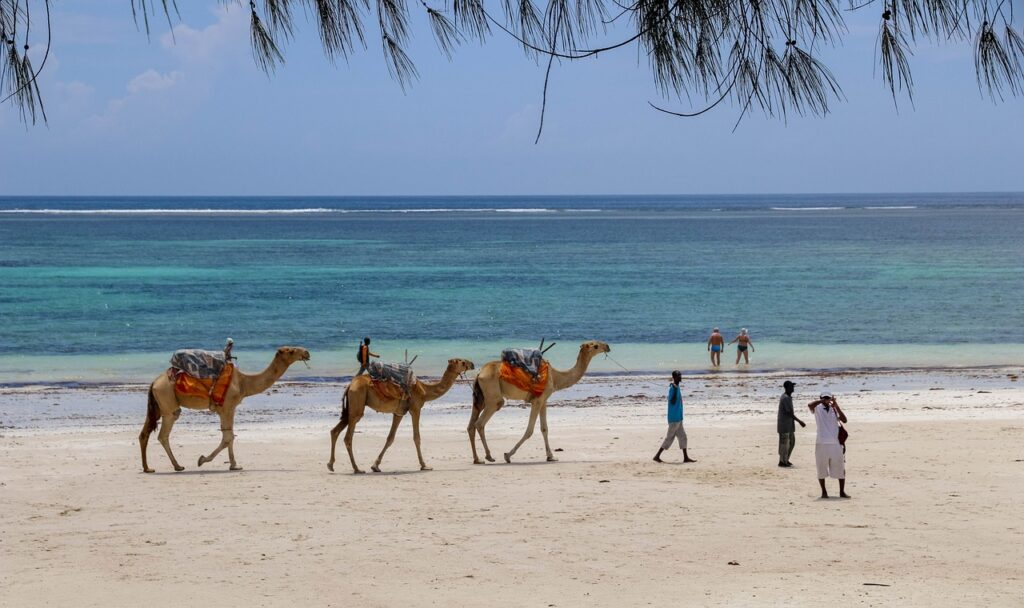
top-left (605, 353), bottom-right (632, 374)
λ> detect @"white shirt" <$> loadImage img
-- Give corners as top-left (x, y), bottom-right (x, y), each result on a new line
top-left (814, 404), bottom-right (840, 445)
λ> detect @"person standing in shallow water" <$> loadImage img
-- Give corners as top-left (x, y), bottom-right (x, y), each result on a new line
top-left (777, 380), bottom-right (805, 467)
top-left (654, 371), bottom-right (696, 464)
top-left (730, 328), bottom-right (754, 365)
top-left (707, 328), bottom-right (725, 367)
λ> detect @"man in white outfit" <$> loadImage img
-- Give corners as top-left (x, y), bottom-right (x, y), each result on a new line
top-left (808, 391), bottom-right (849, 498)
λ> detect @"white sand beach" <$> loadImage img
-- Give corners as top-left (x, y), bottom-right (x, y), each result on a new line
top-left (2, 369), bottom-right (1023, 607)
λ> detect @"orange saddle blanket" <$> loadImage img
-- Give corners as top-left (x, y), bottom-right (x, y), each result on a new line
top-left (500, 360), bottom-right (550, 398)
top-left (371, 380), bottom-right (407, 402)
top-left (170, 363), bottom-right (234, 406)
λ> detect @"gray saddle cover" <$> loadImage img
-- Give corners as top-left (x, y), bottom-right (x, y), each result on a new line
top-left (367, 361), bottom-right (416, 393)
top-left (170, 349), bottom-right (227, 379)
top-left (501, 348), bottom-right (544, 377)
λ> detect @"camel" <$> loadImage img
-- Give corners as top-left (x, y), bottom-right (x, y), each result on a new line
top-left (327, 358), bottom-right (475, 474)
top-left (139, 346), bottom-right (311, 473)
top-left (468, 340), bottom-right (611, 464)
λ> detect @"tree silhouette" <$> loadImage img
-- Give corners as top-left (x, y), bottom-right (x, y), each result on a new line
top-left (2, 0), bottom-right (1022, 128)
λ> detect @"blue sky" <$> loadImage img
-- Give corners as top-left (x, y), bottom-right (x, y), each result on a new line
top-left (0, 0), bottom-right (1020, 195)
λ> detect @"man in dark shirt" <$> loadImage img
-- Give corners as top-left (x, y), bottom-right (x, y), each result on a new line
top-left (777, 380), bottom-right (805, 467)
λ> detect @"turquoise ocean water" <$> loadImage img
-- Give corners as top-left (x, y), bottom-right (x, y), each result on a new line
top-left (1, 193), bottom-right (1022, 384)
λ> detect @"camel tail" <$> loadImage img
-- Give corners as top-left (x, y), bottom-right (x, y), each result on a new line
top-left (472, 378), bottom-right (483, 412)
top-left (340, 387), bottom-right (350, 423)
top-left (142, 384), bottom-right (160, 436)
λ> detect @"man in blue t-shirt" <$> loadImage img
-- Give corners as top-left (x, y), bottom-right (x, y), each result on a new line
top-left (654, 370), bottom-right (696, 463)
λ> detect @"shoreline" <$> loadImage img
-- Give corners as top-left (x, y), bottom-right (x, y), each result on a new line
top-left (2, 363), bottom-right (1020, 391)
top-left (2, 343), bottom-right (1023, 386)
top-left (3, 366), bottom-right (1021, 435)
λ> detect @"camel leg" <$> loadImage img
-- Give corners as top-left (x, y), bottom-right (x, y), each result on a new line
top-left (372, 414), bottom-right (403, 473)
top-left (345, 413), bottom-right (365, 474)
top-left (504, 401), bottom-right (541, 464)
top-left (539, 404), bottom-right (557, 462)
top-left (225, 430), bottom-right (241, 471)
top-left (467, 405), bottom-right (482, 464)
top-left (223, 408), bottom-right (242, 471)
top-left (197, 406), bottom-right (239, 470)
top-left (157, 410), bottom-right (185, 472)
top-left (475, 402), bottom-right (501, 463)
top-left (197, 429), bottom-right (232, 469)
top-left (411, 408), bottom-right (431, 471)
top-left (139, 427), bottom-right (154, 473)
top-left (327, 414), bottom-right (348, 472)
top-left (139, 386), bottom-right (160, 473)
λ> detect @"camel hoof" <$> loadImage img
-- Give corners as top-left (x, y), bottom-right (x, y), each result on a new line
top-left (143, 468), bottom-right (155, 474)
top-left (473, 459), bottom-right (484, 465)
top-left (353, 469), bottom-right (366, 475)
top-left (327, 461), bottom-right (335, 472)
top-left (503, 453), bottom-right (512, 464)
top-left (547, 456), bottom-right (559, 462)
top-left (230, 465), bottom-right (243, 471)
top-left (197, 455), bottom-right (207, 467)
top-left (174, 465), bottom-right (185, 472)
top-left (371, 464), bottom-right (382, 473)
top-left (485, 455), bottom-right (495, 463)
top-left (420, 465), bottom-right (433, 471)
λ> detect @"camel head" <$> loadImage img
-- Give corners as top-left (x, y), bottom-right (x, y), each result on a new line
top-left (276, 346), bottom-right (311, 366)
top-left (580, 341), bottom-right (611, 359)
top-left (446, 358), bottom-right (476, 374)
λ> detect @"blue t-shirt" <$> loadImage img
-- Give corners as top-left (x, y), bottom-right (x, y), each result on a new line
top-left (667, 384), bottom-right (683, 423)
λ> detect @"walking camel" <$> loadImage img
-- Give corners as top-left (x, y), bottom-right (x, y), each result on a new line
top-left (468, 340), bottom-right (610, 464)
top-left (328, 358), bottom-right (476, 474)
top-left (139, 346), bottom-right (311, 473)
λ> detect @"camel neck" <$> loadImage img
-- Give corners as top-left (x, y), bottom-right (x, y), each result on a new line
top-left (550, 350), bottom-right (593, 391)
top-left (421, 367), bottom-right (460, 401)
top-left (239, 355), bottom-right (288, 397)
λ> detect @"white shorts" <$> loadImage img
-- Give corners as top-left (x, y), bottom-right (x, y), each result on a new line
top-left (815, 443), bottom-right (845, 479)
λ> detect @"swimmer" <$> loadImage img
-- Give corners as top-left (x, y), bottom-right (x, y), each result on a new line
top-left (707, 328), bottom-right (725, 367)
top-left (729, 328), bottom-right (754, 365)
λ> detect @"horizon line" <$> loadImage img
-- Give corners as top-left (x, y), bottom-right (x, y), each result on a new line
top-left (1, 190), bottom-right (1023, 199)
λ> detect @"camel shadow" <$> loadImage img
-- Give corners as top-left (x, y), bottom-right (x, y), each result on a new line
top-left (145, 468), bottom-right (303, 476)
top-left (363, 469), bottom-right (430, 477)
top-left (344, 466), bottom-right (476, 477)
top-left (501, 460), bottom-right (562, 467)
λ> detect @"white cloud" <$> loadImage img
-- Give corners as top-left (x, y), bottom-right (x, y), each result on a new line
top-left (85, 68), bottom-right (187, 129)
top-left (56, 80), bottom-right (95, 98)
top-left (82, 4), bottom-right (249, 132)
top-left (160, 4), bottom-right (249, 64)
top-left (127, 69), bottom-right (184, 94)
